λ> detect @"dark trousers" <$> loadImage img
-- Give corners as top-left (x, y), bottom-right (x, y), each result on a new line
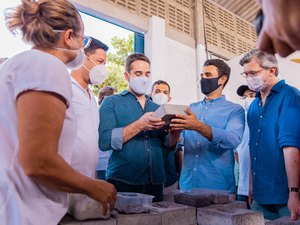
top-left (108, 179), bottom-right (163, 202)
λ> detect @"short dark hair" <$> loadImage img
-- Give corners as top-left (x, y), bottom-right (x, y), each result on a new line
top-left (98, 86), bottom-right (118, 105)
top-left (236, 85), bottom-right (252, 97)
top-left (203, 59), bottom-right (231, 87)
top-left (125, 53), bottom-right (150, 73)
top-left (151, 80), bottom-right (171, 93)
top-left (84, 37), bottom-right (109, 56)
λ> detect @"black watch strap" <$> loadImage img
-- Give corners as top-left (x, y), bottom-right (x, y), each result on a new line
top-left (289, 187), bottom-right (300, 192)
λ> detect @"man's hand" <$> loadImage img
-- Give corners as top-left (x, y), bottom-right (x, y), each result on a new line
top-left (169, 108), bottom-right (200, 131)
top-left (288, 192), bottom-right (300, 220)
top-left (257, 0), bottom-right (300, 57)
top-left (138, 112), bottom-right (165, 131)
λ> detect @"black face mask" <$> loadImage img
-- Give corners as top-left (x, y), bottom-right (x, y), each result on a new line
top-left (200, 77), bottom-right (221, 95)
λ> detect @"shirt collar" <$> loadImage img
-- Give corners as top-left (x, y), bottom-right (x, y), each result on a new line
top-left (202, 95), bottom-right (225, 104)
top-left (121, 90), bottom-right (151, 100)
top-left (255, 79), bottom-right (285, 98)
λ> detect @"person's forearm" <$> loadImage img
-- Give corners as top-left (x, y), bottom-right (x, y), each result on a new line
top-left (21, 151), bottom-right (96, 196)
top-left (123, 120), bottom-right (143, 143)
top-left (283, 147), bottom-right (299, 190)
top-left (194, 120), bottom-right (213, 141)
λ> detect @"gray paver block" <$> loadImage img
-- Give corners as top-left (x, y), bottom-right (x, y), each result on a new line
top-left (266, 216), bottom-right (300, 225)
top-left (174, 192), bottom-right (211, 207)
top-left (206, 200), bottom-right (247, 210)
top-left (192, 188), bottom-right (230, 204)
top-left (59, 214), bottom-right (117, 225)
top-left (151, 201), bottom-right (197, 225)
top-left (197, 206), bottom-right (264, 225)
top-left (114, 211), bottom-right (161, 225)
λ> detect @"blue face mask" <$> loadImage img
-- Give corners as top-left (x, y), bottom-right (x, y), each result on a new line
top-left (200, 77), bottom-right (221, 95)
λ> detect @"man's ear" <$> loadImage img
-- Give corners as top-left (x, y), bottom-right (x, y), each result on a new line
top-left (124, 72), bottom-right (130, 81)
top-left (168, 96), bottom-right (172, 103)
top-left (219, 75), bottom-right (228, 85)
top-left (269, 67), bottom-right (277, 76)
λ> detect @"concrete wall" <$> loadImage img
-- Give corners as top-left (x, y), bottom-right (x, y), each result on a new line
top-left (145, 16), bottom-right (198, 105)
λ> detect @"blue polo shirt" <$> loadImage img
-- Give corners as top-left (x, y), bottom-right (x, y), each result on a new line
top-left (98, 90), bottom-right (168, 185)
top-left (248, 80), bottom-right (300, 204)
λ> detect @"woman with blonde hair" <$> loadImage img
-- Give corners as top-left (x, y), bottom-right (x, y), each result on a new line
top-left (0, 0), bottom-right (116, 224)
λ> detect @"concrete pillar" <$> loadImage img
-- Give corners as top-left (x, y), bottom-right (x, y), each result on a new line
top-left (144, 16), bottom-right (166, 92)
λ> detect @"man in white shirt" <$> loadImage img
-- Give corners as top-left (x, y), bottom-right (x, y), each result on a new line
top-left (235, 85), bottom-right (256, 209)
top-left (70, 37), bottom-right (109, 177)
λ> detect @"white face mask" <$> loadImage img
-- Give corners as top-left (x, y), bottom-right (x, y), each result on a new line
top-left (152, 93), bottom-right (169, 105)
top-left (83, 57), bottom-right (108, 85)
top-left (246, 75), bottom-right (267, 92)
top-left (89, 65), bottom-right (108, 85)
top-left (65, 47), bottom-right (85, 70)
top-left (53, 35), bottom-right (85, 70)
top-left (243, 97), bottom-right (255, 111)
top-left (129, 76), bottom-right (151, 95)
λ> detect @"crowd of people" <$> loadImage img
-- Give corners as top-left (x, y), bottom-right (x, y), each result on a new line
top-left (0, 0), bottom-right (300, 224)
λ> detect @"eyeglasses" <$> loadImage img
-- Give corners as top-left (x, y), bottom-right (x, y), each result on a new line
top-left (240, 68), bottom-right (266, 78)
top-left (53, 30), bottom-right (91, 49)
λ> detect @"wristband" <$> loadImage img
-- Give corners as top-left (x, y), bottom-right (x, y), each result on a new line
top-left (288, 187), bottom-right (300, 192)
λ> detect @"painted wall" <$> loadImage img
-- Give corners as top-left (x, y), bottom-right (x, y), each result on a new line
top-left (145, 16), bottom-right (198, 106)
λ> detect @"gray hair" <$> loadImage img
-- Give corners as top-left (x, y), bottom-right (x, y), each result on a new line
top-left (239, 49), bottom-right (278, 76)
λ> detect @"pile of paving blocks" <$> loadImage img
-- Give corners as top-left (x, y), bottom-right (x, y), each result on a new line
top-left (59, 189), bottom-right (300, 225)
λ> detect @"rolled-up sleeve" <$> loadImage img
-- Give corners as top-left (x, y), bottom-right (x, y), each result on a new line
top-left (211, 106), bottom-right (245, 150)
top-left (99, 97), bottom-right (123, 151)
top-left (278, 94), bottom-right (300, 149)
top-left (111, 127), bottom-right (124, 150)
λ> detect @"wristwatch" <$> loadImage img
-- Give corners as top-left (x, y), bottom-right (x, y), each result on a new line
top-left (288, 187), bottom-right (300, 192)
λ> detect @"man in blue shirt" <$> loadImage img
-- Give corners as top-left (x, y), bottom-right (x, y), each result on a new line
top-left (239, 49), bottom-right (300, 220)
top-left (98, 54), bottom-right (180, 202)
top-left (171, 59), bottom-right (245, 196)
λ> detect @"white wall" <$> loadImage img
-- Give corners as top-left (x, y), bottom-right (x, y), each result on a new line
top-left (145, 16), bottom-right (198, 106)
top-left (164, 37), bottom-right (198, 105)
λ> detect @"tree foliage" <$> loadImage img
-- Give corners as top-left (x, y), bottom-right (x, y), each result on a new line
top-left (91, 34), bottom-right (134, 96)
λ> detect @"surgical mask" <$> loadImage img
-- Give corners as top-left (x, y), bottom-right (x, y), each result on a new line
top-left (83, 58), bottom-right (108, 85)
top-left (52, 31), bottom-right (85, 70)
top-left (152, 93), bottom-right (169, 105)
top-left (200, 77), bottom-right (220, 95)
top-left (243, 97), bottom-right (255, 111)
top-left (129, 76), bottom-right (151, 95)
top-left (246, 75), bottom-right (267, 92)
top-left (54, 45), bottom-right (85, 70)
top-left (65, 48), bottom-right (85, 70)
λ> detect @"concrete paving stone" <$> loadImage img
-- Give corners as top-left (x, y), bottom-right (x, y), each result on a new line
top-left (59, 214), bottom-right (117, 225)
top-left (114, 211), bottom-right (161, 225)
top-left (192, 188), bottom-right (230, 204)
top-left (197, 207), bottom-right (264, 225)
top-left (173, 192), bottom-right (211, 207)
top-left (266, 217), bottom-right (300, 225)
top-left (151, 201), bottom-right (197, 225)
top-left (206, 200), bottom-right (247, 210)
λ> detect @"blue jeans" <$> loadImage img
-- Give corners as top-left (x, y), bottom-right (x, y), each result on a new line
top-left (107, 179), bottom-right (163, 202)
top-left (251, 200), bottom-right (290, 220)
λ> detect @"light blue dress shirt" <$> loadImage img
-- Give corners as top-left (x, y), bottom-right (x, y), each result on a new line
top-left (180, 96), bottom-right (245, 193)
